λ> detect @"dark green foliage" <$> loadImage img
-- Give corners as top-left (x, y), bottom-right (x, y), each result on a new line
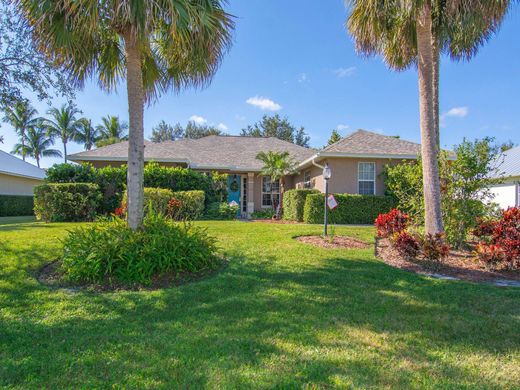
top-left (60, 213), bottom-right (219, 285)
top-left (123, 188), bottom-right (174, 216)
top-left (241, 114), bottom-right (310, 147)
top-left (0, 195), bottom-right (34, 216)
top-left (251, 209), bottom-right (275, 220)
top-left (96, 165), bottom-right (127, 213)
top-left (303, 194), bottom-right (396, 224)
top-left (283, 189), bottom-right (319, 221)
top-left (34, 183), bottom-right (101, 222)
top-left (45, 162), bottom-right (97, 183)
top-left (203, 202), bottom-right (238, 220)
top-left (172, 190), bottom-right (205, 220)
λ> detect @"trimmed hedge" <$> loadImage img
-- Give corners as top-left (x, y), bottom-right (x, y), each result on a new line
top-left (283, 189), bottom-right (319, 221)
top-left (123, 188), bottom-right (174, 216)
top-left (172, 190), bottom-right (205, 220)
top-left (0, 195), bottom-right (34, 216)
top-left (303, 193), bottom-right (396, 225)
top-left (34, 183), bottom-right (101, 222)
top-left (203, 202), bottom-right (239, 220)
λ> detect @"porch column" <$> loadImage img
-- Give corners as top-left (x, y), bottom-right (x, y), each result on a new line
top-left (247, 172), bottom-right (255, 217)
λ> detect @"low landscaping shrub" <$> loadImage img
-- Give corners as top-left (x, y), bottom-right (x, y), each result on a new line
top-left (283, 189), bottom-right (319, 221)
top-left (171, 190), bottom-right (205, 221)
top-left (34, 183), bottom-right (101, 222)
top-left (204, 202), bottom-right (239, 220)
top-left (61, 213), bottom-right (219, 285)
top-left (251, 209), bottom-right (275, 220)
top-left (122, 188), bottom-right (174, 217)
top-left (0, 195), bottom-right (34, 216)
top-left (375, 209), bottom-right (409, 238)
top-left (391, 231), bottom-right (420, 258)
top-left (304, 194), bottom-right (396, 225)
top-left (417, 233), bottom-right (450, 262)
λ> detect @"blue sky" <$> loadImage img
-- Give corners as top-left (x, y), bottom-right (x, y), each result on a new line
top-left (2, 1), bottom-right (519, 168)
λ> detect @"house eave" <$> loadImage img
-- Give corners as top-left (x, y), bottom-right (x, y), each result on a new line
top-left (0, 169), bottom-right (45, 181)
top-left (297, 152), bottom-right (419, 169)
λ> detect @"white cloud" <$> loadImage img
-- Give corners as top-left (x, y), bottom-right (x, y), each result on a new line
top-left (334, 67), bottom-right (356, 78)
top-left (336, 124), bottom-right (349, 131)
top-left (217, 123), bottom-right (228, 131)
top-left (297, 73), bottom-right (308, 83)
top-left (246, 96), bottom-right (282, 111)
top-left (440, 106), bottom-right (468, 126)
top-left (189, 115), bottom-right (207, 125)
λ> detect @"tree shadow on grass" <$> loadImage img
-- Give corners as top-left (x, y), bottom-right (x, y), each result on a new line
top-left (1, 246), bottom-right (519, 388)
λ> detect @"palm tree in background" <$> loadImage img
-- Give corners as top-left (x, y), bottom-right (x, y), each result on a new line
top-left (2, 101), bottom-right (40, 161)
top-left (13, 122), bottom-right (62, 167)
top-left (346, 0), bottom-right (510, 235)
top-left (256, 151), bottom-right (299, 219)
top-left (75, 118), bottom-right (99, 151)
top-left (15, 0), bottom-right (234, 229)
top-left (45, 103), bottom-right (82, 163)
top-left (96, 115), bottom-right (128, 143)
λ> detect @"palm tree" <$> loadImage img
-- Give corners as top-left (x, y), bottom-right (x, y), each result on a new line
top-left (45, 103), bottom-right (82, 163)
top-left (346, 0), bottom-right (509, 235)
top-left (75, 118), bottom-right (99, 151)
top-left (2, 101), bottom-right (39, 161)
top-left (15, 0), bottom-right (234, 230)
top-left (13, 122), bottom-right (61, 167)
top-left (96, 115), bottom-right (128, 142)
top-left (256, 151), bottom-right (298, 219)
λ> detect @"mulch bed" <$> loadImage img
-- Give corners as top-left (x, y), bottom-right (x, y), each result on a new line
top-left (295, 235), bottom-right (370, 249)
top-left (36, 258), bottom-right (227, 293)
top-left (376, 238), bottom-right (520, 285)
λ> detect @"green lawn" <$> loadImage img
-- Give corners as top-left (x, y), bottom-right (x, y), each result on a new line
top-left (1, 221), bottom-right (519, 388)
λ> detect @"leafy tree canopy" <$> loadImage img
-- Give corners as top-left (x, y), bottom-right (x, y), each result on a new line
top-left (150, 120), bottom-right (224, 142)
top-left (327, 129), bottom-right (342, 146)
top-left (241, 114), bottom-right (310, 147)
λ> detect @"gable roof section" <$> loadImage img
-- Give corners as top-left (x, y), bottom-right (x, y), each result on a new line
top-left (0, 150), bottom-right (46, 180)
top-left (69, 136), bottom-right (315, 172)
top-left (494, 145), bottom-right (520, 179)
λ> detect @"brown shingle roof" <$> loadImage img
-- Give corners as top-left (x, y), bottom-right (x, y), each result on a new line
top-left (322, 129), bottom-right (421, 156)
top-left (69, 135), bottom-right (315, 171)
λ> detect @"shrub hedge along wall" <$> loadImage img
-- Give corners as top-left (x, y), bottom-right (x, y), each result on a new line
top-left (0, 195), bottom-right (34, 216)
top-left (34, 183), bottom-right (102, 222)
top-left (303, 193), bottom-right (397, 225)
top-left (283, 189), bottom-right (320, 221)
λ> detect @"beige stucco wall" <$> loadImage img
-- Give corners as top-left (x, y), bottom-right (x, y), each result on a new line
top-left (0, 173), bottom-right (43, 196)
top-left (293, 157), bottom-right (402, 195)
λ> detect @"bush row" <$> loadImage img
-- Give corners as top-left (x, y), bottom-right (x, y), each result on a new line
top-left (0, 195), bottom-right (34, 216)
top-left (283, 189), bottom-right (319, 222)
top-left (45, 162), bottom-right (227, 214)
top-left (303, 194), bottom-right (396, 224)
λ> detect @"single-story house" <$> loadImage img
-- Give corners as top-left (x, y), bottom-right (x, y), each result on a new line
top-left (490, 145), bottom-right (520, 209)
top-left (0, 150), bottom-right (46, 196)
top-left (69, 129), bottom-right (421, 217)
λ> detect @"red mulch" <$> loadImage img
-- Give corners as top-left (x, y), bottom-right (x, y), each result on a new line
top-left (376, 238), bottom-right (520, 283)
top-left (296, 235), bottom-right (370, 249)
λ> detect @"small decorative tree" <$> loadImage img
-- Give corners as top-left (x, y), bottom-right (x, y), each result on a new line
top-left (256, 151), bottom-right (298, 219)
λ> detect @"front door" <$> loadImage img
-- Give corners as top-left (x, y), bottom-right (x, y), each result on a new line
top-left (227, 174), bottom-right (241, 209)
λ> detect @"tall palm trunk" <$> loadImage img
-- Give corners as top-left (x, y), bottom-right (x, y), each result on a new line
top-left (63, 139), bottom-right (68, 163)
top-left (21, 132), bottom-right (26, 161)
top-left (432, 36), bottom-right (440, 153)
top-left (416, 1), bottom-right (444, 235)
top-left (123, 30), bottom-right (145, 230)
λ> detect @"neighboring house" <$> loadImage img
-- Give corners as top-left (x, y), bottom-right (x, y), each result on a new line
top-left (69, 130), bottom-right (422, 217)
top-left (0, 150), bottom-right (46, 196)
top-left (490, 146), bottom-right (520, 209)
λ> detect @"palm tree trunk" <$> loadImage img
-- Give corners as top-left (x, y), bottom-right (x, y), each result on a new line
top-left (432, 35), bottom-right (440, 153)
top-left (416, 1), bottom-right (444, 235)
top-left (123, 30), bottom-right (145, 230)
top-left (21, 131), bottom-right (26, 161)
top-left (63, 140), bottom-right (67, 163)
top-left (35, 155), bottom-right (40, 168)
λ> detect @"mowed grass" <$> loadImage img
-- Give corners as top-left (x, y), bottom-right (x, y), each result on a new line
top-left (0, 221), bottom-right (519, 389)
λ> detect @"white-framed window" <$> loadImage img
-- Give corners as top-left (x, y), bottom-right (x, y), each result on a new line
top-left (358, 162), bottom-right (376, 195)
top-left (303, 170), bottom-right (312, 189)
top-left (262, 176), bottom-right (280, 207)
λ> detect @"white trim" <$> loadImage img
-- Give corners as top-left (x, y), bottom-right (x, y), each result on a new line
top-left (261, 176), bottom-right (280, 208)
top-left (358, 162), bottom-right (376, 195)
top-left (298, 152), bottom-right (420, 169)
top-left (0, 169), bottom-right (45, 181)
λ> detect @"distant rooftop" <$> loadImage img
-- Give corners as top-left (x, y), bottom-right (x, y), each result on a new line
top-left (0, 150), bottom-right (46, 180)
top-left (494, 145), bottom-right (520, 179)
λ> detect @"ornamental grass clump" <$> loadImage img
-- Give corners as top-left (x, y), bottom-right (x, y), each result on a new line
top-left (61, 212), bottom-right (219, 285)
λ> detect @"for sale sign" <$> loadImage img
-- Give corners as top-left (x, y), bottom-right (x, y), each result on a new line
top-left (327, 194), bottom-right (338, 210)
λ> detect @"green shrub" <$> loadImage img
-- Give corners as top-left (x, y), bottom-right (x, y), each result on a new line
top-left (171, 190), bottom-right (205, 220)
top-left (96, 165), bottom-right (127, 214)
top-left (251, 209), bottom-right (275, 220)
top-left (283, 189), bottom-right (319, 221)
top-left (303, 194), bottom-right (396, 225)
top-left (204, 202), bottom-right (239, 220)
top-left (0, 195), bottom-right (34, 216)
top-left (34, 183), bottom-right (101, 222)
top-left (122, 188), bottom-right (174, 216)
top-left (61, 213), bottom-right (219, 285)
top-left (45, 163), bottom-right (97, 183)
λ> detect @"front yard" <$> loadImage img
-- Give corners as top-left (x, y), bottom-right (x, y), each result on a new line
top-left (1, 220), bottom-right (519, 388)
